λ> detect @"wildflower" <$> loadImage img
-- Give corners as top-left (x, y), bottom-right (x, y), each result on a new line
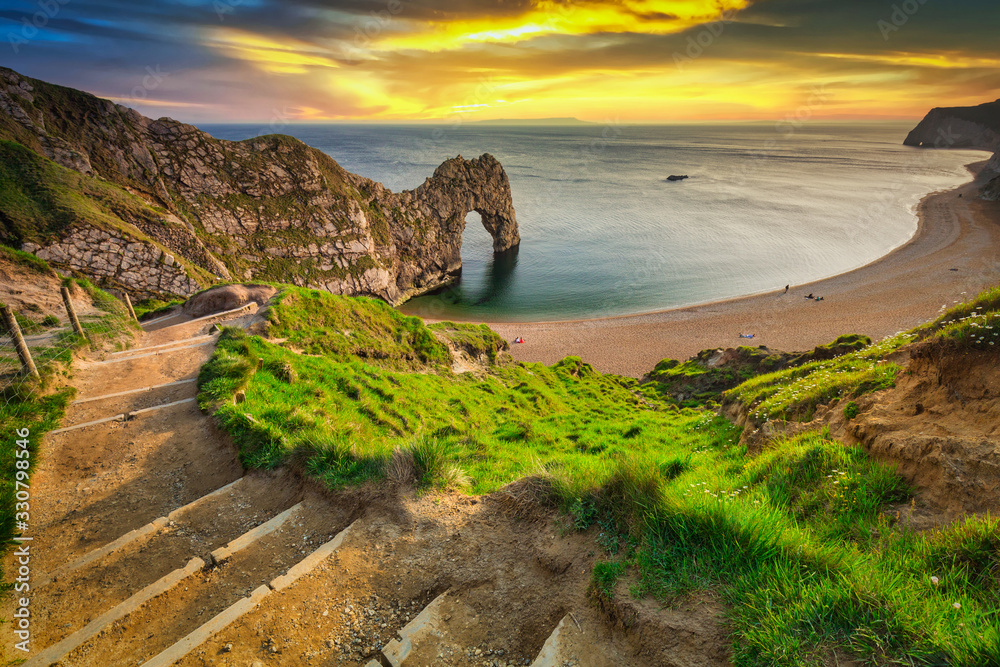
top-left (930, 576), bottom-right (939, 586)
top-left (953, 602), bottom-right (961, 609)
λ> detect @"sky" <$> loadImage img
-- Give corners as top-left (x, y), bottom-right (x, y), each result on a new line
top-left (2, 0), bottom-right (999, 124)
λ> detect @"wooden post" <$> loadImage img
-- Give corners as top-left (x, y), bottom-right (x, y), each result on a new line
top-left (1, 306), bottom-right (39, 378)
top-left (61, 286), bottom-right (87, 341)
top-left (123, 293), bottom-right (139, 322)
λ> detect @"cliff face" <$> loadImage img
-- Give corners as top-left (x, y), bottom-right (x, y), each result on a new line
top-left (905, 100), bottom-right (1000, 202)
top-left (904, 100), bottom-right (1000, 152)
top-left (0, 67), bottom-right (518, 301)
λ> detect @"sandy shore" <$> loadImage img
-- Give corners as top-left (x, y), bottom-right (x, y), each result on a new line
top-left (475, 162), bottom-right (1000, 378)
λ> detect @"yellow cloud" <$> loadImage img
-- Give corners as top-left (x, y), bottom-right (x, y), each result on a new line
top-left (809, 51), bottom-right (1000, 70)
top-left (203, 28), bottom-right (340, 74)
top-left (373, 0), bottom-right (750, 53)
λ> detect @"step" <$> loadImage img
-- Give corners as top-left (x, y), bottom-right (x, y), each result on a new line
top-left (91, 340), bottom-right (216, 365)
top-left (143, 302), bottom-right (256, 333)
top-left (158, 520), bottom-right (450, 667)
top-left (382, 592), bottom-right (484, 667)
top-left (71, 378), bottom-right (198, 405)
top-left (210, 502), bottom-right (302, 565)
top-left (39, 477), bottom-right (244, 587)
top-left (142, 520), bottom-right (355, 667)
top-left (64, 379), bottom-right (199, 429)
top-left (141, 311), bottom-right (184, 327)
top-left (109, 335), bottom-right (215, 357)
top-left (30, 475), bottom-right (303, 651)
top-left (52, 397), bottom-right (196, 433)
top-left (24, 557), bottom-right (205, 667)
top-left (55, 500), bottom-right (348, 666)
top-left (530, 613), bottom-right (621, 667)
top-left (31, 398), bottom-right (244, 564)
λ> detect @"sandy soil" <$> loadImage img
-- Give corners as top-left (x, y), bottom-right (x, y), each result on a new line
top-left (171, 490), bottom-right (707, 667)
top-left (483, 164), bottom-right (1000, 378)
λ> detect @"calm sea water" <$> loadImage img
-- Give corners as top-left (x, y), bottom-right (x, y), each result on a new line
top-left (202, 122), bottom-right (985, 321)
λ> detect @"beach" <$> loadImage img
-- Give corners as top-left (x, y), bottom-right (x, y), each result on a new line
top-left (484, 162), bottom-right (1000, 378)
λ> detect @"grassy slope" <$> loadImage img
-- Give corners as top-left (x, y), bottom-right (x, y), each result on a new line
top-left (0, 248), bottom-right (138, 591)
top-left (200, 285), bottom-right (1000, 665)
top-left (0, 140), bottom-right (213, 290)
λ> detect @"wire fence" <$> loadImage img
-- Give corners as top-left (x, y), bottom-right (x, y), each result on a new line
top-left (1, 273), bottom-right (140, 578)
top-left (1, 278), bottom-right (138, 394)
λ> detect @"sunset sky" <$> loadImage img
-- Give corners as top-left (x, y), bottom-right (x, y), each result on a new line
top-left (2, 0), bottom-right (998, 124)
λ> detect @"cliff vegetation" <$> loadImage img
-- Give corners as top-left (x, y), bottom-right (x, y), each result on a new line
top-left (196, 282), bottom-right (1000, 665)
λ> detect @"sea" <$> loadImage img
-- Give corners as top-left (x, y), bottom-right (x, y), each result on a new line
top-left (201, 122), bottom-right (986, 322)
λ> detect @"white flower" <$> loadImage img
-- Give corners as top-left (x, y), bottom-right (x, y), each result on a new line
top-left (953, 602), bottom-right (961, 609)
top-left (930, 576), bottom-right (939, 586)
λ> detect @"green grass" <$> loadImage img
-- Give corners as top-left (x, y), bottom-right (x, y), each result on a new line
top-left (199, 285), bottom-right (1000, 664)
top-left (264, 288), bottom-right (451, 369)
top-left (133, 298), bottom-right (184, 320)
top-left (591, 431), bottom-right (997, 665)
top-left (921, 283), bottom-right (1000, 350)
top-left (426, 321), bottom-right (509, 364)
top-left (0, 243), bottom-right (55, 275)
top-left (642, 335), bottom-right (874, 409)
top-left (725, 333), bottom-right (914, 423)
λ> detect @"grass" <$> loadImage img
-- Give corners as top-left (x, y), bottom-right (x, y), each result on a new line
top-left (133, 298), bottom-right (184, 320)
top-left (725, 333), bottom-right (914, 423)
top-left (641, 334), bottom-right (874, 409)
top-left (591, 431), bottom-right (998, 665)
top-left (921, 283), bottom-right (1000, 350)
top-left (199, 285), bottom-right (1000, 664)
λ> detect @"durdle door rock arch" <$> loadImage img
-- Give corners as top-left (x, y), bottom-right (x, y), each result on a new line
top-left (385, 154), bottom-right (520, 304)
top-left (0, 66), bottom-right (519, 306)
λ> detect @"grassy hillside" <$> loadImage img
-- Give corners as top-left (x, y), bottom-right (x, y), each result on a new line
top-left (199, 285), bottom-right (1000, 665)
top-left (0, 140), bottom-right (156, 246)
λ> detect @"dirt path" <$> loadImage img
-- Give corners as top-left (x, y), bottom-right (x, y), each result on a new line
top-left (1, 307), bottom-right (728, 666)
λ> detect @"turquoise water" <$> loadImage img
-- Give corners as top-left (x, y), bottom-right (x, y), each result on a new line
top-left (202, 123), bottom-right (985, 322)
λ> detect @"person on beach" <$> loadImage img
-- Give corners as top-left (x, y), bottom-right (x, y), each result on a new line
top-left (785, 285), bottom-right (789, 294)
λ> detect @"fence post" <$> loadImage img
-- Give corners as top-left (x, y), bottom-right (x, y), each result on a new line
top-left (1, 305), bottom-right (39, 379)
top-left (123, 293), bottom-right (139, 322)
top-left (61, 286), bottom-right (87, 341)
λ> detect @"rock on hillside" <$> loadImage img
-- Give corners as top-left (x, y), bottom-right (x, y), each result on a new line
top-left (0, 67), bottom-right (518, 302)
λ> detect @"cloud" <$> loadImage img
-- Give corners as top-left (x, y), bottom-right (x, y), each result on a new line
top-left (0, 0), bottom-right (997, 122)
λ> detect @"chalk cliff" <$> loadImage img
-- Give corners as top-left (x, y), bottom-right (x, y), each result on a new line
top-left (0, 67), bottom-right (519, 301)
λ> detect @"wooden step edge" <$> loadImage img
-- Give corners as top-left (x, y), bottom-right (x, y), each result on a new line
top-left (24, 557), bottom-right (205, 667)
top-left (210, 502), bottom-right (303, 566)
top-left (139, 585), bottom-right (271, 667)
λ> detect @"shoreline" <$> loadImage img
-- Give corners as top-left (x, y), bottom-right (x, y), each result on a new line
top-left (436, 160), bottom-right (1000, 377)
